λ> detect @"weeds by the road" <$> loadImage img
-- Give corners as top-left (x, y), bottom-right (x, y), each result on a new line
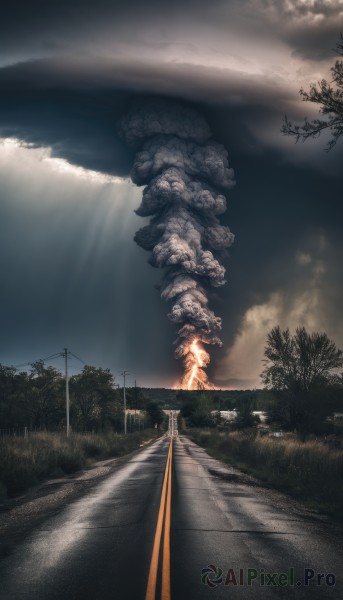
top-left (186, 429), bottom-right (343, 520)
top-left (0, 430), bottom-right (160, 500)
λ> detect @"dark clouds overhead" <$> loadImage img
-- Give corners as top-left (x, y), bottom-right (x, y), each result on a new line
top-left (1, 0), bottom-right (342, 175)
top-left (0, 0), bottom-right (342, 387)
top-left (1, 56), bottom-right (341, 178)
top-left (1, 1), bottom-right (341, 62)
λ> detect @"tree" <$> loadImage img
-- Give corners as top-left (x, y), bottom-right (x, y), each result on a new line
top-left (0, 362), bottom-right (65, 430)
top-left (179, 392), bottom-right (216, 428)
top-left (125, 386), bottom-right (146, 409)
top-left (0, 364), bottom-right (24, 428)
top-left (22, 361), bottom-right (64, 429)
top-left (261, 326), bottom-right (343, 434)
top-left (262, 326), bottom-right (343, 392)
top-left (234, 403), bottom-right (260, 430)
top-left (145, 401), bottom-right (165, 428)
top-left (70, 366), bottom-right (122, 432)
top-left (282, 35), bottom-right (343, 150)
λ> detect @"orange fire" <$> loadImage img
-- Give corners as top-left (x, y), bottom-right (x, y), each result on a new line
top-left (177, 338), bottom-right (217, 390)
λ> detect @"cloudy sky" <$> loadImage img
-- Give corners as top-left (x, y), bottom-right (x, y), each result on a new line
top-left (0, 0), bottom-right (342, 388)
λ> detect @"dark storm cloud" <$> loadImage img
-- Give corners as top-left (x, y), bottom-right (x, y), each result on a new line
top-left (0, 0), bottom-right (342, 175)
top-left (1, 0), bottom-right (340, 61)
top-left (0, 0), bottom-right (224, 60)
top-left (287, 27), bottom-right (342, 61)
top-left (0, 61), bottom-right (135, 176)
top-left (0, 55), bottom-right (300, 178)
top-left (0, 0), bottom-right (342, 387)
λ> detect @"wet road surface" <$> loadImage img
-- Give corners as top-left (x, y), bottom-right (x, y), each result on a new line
top-left (0, 431), bottom-right (342, 599)
top-left (172, 436), bottom-right (342, 599)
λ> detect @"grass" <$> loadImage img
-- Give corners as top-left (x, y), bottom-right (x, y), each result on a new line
top-left (0, 429), bottom-right (160, 500)
top-left (185, 429), bottom-right (343, 520)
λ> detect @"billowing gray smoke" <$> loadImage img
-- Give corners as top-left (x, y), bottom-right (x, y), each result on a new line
top-left (118, 98), bottom-right (235, 388)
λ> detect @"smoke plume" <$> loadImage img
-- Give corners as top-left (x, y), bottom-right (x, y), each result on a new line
top-left (118, 98), bottom-right (235, 389)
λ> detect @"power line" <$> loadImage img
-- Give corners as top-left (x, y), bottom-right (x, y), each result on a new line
top-left (13, 349), bottom-right (87, 370)
top-left (42, 352), bottom-right (63, 362)
top-left (69, 351), bottom-right (86, 365)
top-left (14, 352), bottom-right (62, 368)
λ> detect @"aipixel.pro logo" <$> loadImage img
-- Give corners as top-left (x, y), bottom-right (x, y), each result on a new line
top-left (201, 564), bottom-right (223, 588)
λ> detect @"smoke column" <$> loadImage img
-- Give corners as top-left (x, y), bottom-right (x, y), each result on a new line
top-left (118, 98), bottom-right (235, 389)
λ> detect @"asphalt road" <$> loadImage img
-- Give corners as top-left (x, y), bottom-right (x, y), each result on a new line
top-left (0, 425), bottom-right (342, 600)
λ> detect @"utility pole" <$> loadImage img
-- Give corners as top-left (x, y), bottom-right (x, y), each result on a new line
top-left (64, 348), bottom-right (70, 437)
top-left (120, 371), bottom-right (129, 435)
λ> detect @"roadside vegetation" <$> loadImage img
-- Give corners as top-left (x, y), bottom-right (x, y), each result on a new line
top-left (0, 429), bottom-right (161, 501)
top-left (185, 429), bottom-right (343, 519)
top-left (0, 360), bottom-right (167, 501)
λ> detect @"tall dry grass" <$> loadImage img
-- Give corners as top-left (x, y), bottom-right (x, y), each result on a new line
top-left (0, 430), bottom-right (159, 500)
top-left (187, 429), bottom-right (343, 517)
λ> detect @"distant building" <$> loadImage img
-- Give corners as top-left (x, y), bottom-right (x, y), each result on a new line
top-left (216, 410), bottom-right (267, 423)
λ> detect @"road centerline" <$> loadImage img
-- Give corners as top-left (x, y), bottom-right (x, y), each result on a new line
top-left (145, 436), bottom-right (173, 600)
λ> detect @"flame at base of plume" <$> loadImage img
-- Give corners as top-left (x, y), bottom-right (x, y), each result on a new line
top-left (175, 339), bottom-right (217, 390)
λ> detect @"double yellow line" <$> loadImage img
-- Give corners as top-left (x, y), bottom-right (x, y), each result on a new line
top-left (145, 437), bottom-right (173, 600)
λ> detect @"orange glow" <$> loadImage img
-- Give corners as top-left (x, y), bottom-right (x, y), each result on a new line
top-left (176, 338), bottom-right (217, 390)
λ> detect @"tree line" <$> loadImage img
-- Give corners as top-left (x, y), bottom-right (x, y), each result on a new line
top-left (0, 362), bottom-right (165, 433)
